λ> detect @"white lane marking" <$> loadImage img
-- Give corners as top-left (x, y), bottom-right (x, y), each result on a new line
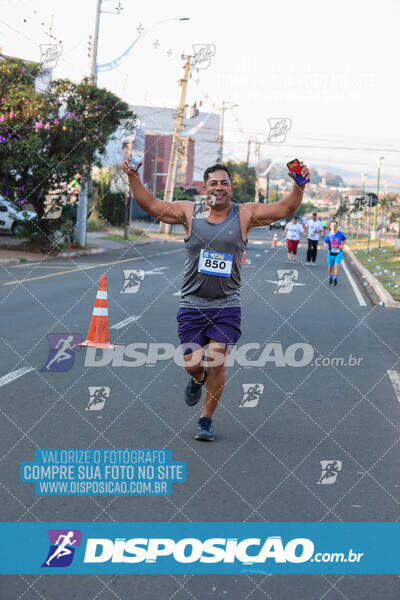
top-left (388, 370), bottom-right (400, 403)
top-left (0, 366), bottom-right (34, 388)
top-left (266, 280), bottom-right (306, 287)
top-left (110, 315), bottom-right (141, 330)
top-left (342, 259), bottom-right (367, 307)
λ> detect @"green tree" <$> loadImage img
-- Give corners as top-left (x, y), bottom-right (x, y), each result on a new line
top-left (224, 160), bottom-right (256, 203)
top-left (0, 57), bottom-right (132, 246)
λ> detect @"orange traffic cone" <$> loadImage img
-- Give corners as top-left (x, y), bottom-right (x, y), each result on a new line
top-left (80, 275), bottom-right (115, 349)
top-left (241, 251), bottom-right (247, 265)
top-left (272, 232), bottom-right (278, 247)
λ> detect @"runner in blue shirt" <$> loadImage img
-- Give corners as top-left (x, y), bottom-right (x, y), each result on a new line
top-left (323, 221), bottom-right (346, 285)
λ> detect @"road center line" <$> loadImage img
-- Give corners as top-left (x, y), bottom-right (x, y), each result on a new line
top-left (0, 366), bottom-right (35, 388)
top-left (342, 259), bottom-right (367, 307)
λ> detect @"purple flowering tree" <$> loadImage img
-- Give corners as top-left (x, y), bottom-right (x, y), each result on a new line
top-left (0, 57), bottom-right (133, 245)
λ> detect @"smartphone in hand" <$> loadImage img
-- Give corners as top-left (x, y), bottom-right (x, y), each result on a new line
top-left (287, 159), bottom-right (310, 186)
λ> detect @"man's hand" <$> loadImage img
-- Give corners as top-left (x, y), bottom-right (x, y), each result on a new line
top-left (121, 154), bottom-right (142, 177)
top-left (288, 161), bottom-right (310, 187)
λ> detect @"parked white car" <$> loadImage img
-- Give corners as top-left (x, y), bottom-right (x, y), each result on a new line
top-left (0, 197), bottom-right (37, 235)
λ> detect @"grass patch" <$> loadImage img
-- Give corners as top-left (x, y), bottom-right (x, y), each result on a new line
top-left (347, 237), bottom-right (400, 301)
top-left (87, 217), bottom-right (109, 232)
top-left (104, 227), bottom-right (148, 242)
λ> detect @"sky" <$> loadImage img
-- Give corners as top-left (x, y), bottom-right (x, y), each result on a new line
top-left (0, 0), bottom-right (399, 189)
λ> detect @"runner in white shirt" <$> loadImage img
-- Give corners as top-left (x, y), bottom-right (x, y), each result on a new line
top-left (305, 212), bottom-right (323, 266)
top-left (283, 216), bottom-right (304, 264)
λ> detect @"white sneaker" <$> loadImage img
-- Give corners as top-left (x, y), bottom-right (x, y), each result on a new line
top-left (311, 262), bottom-right (316, 266)
top-left (305, 262), bottom-right (311, 266)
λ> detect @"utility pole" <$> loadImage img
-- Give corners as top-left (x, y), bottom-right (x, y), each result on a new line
top-left (160, 54), bottom-right (191, 234)
top-left (75, 0), bottom-right (102, 247)
top-left (151, 138), bottom-right (159, 196)
top-left (217, 100), bottom-right (225, 163)
top-left (123, 137), bottom-right (133, 240)
top-left (254, 141), bottom-right (261, 202)
top-left (90, 0), bottom-right (102, 85)
top-left (243, 138), bottom-right (252, 203)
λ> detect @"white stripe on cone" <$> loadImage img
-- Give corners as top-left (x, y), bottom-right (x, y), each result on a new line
top-left (96, 291), bottom-right (108, 299)
top-left (92, 307), bottom-right (108, 316)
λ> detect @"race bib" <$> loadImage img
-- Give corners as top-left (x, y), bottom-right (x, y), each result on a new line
top-left (330, 247), bottom-right (340, 254)
top-left (198, 249), bottom-right (233, 277)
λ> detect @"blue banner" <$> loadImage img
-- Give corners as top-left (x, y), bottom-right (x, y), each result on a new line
top-left (0, 522), bottom-right (398, 574)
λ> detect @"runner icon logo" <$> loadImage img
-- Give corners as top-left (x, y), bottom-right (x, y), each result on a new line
top-left (121, 270), bottom-right (145, 294)
top-left (191, 44), bottom-right (216, 70)
top-left (86, 386), bottom-right (110, 411)
top-left (39, 44), bottom-right (63, 69)
top-left (42, 529), bottom-right (82, 568)
top-left (193, 195), bottom-right (215, 219)
top-left (266, 118), bottom-right (291, 143)
top-left (240, 383), bottom-right (264, 407)
top-left (274, 270), bottom-right (299, 293)
top-left (40, 333), bottom-right (82, 372)
top-left (119, 117), bottom-right (142, 142)
top-left (317, 460), bottom-right (343, 485)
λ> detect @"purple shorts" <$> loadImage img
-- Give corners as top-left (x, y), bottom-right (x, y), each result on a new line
top-left (177, 307), bottom-right (241, 355)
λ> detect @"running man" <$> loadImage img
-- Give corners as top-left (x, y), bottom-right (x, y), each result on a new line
top-left (46, 531), bottom-right (77, 566)
top-left (283, 216), bottom-right (304, 264)
top-left (45, 335), bottom-right (77, 370)
top-left (305, 212), bottom-right (323, 265)
top-left (122, 159), bottom-right (310, 441)
top-left (275, 269), bottom-right (297, 293)
top-left (324, 221), bottom-right (346, 285)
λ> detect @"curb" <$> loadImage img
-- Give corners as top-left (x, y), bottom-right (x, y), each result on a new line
top-left (345, 247), bottom-right (400, 308)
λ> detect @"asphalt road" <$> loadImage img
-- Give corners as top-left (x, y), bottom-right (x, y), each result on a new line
top-left (0, 229), bottom-right (399, 598)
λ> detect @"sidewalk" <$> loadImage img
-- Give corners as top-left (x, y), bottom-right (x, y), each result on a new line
top-left (0, 227), bottom-right (184, 265)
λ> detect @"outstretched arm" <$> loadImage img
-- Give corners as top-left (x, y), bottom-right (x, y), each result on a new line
top-left (121, 157), bottom-right (191, 225)
top-left (244, 162), bottom-right (310, 229)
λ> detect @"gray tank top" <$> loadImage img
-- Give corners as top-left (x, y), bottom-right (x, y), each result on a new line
top-left (180, 201), bottom-right (246, 308)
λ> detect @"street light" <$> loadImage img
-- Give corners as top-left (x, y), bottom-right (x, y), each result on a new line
top-left (96, 16), bottom-right (190, 77)
top-left (75, 4), bottom-right (189, 247)
top-left (372, 156), bottom-right (384, 239)
top-left (217, 101), bottom-right (239, 162)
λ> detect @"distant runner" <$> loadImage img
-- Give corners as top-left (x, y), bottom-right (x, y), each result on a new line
top-left (305, 212), bottom-right (323, 265)
top-left (283, 216), bottom-right (304, 264)
top-left (324, 221), bottom-right (346, 285)
top-left (122, 158), bottom-right (310, 441)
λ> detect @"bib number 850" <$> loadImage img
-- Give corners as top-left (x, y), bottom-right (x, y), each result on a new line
top-left (205, 259), bottom-right (226, 269)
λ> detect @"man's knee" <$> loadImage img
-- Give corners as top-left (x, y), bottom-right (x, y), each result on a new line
top-left (184, 361), bottom-right (204, 377)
